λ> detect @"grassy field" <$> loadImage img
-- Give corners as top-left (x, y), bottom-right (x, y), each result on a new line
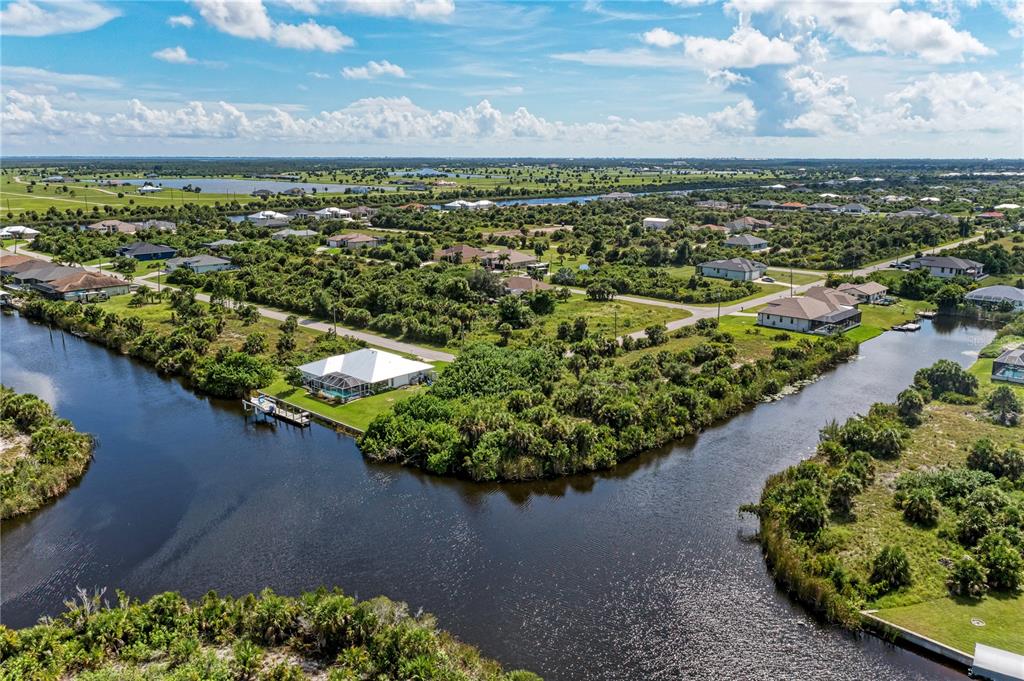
top-left (97, 294), bottom-right (322, 355)
top-left (262, 377), bottom-right (425, 432)
top-left (764, 268), bottom-right (823, 286)
top-left (688, 283), bottom-right (788, 307)
top-left (100, 259), bottom-right (167, 278)
top-left (875, 594), bottom-right (1024, 655)
top-left (465, 296), bottom-right (686, 346)
top-left (824, 385), bottom-right (1024, 655)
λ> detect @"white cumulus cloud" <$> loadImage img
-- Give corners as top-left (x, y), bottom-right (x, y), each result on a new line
top-left (152, 46), bottom-right (197, 64)
top-left (341, 60), bottom-right (407, 79)
top-left (335, 0), bottom-right (454, 19)
top-left (642, 27), bottom-right (684, 48)
top-left (727, 0), bottom-right (992, 64)
top-left (683, 26), bottom-right (800, 69)
top-left (0, 0), bottom-right (119, 36)
top-left (190, 0), bottom-right (352, 52)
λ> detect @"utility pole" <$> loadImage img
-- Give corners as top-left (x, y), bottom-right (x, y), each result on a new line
top-left (790, 265), bottom-right (794, 297)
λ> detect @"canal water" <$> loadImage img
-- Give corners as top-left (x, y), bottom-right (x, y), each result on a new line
top-left (0, 316), bottom-right (993, 680)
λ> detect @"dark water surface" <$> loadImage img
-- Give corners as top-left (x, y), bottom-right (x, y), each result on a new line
top-left (1, 316), bottom-right (993, 680)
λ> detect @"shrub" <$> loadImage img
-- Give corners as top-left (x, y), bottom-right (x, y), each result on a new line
top-left (902, 487), bottom-right (941, 527)
top-left (986, 386), bottom-right (1022, 426)
top-left (947, 554), bottom-right (988, 598)
top-left (976, 533), bottom-right (1024, 591)
top-left (870, 545), bottom-right (912, 592)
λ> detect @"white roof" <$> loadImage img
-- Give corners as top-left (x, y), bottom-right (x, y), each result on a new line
top-left (298, 348), bottom-right (433, 384)
top-left (249, 210), bottom-right (288, 219)
top-left (644, 216), bottom-right (671, 223)
top-left (965, 285), bottom-right (1024, 303)
top-left (973, 643), bottom-right (1024, 681)
top-left (138, 185), bottom-right (163, 192)
top-left (920, 197), bottom-right (941, 202)
top-left (1, 225), bottom-right (39, 236)
top-left (994, 203), bottom-right (1020, 210)
top-left (315, 207), bottom-right (351, 217)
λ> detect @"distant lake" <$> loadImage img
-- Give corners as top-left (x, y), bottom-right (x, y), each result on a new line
top-left (389, 168), bottom-right (486, 178)
top-left (107, 178), bottom-right (396, 195)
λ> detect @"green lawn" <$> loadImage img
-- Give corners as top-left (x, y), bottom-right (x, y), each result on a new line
top-left (101, 259), bottom-right (166, 278)
top-left (262, 377), bottom-right (423, 432)
top-left (859, 300), bottom-right (934, 330)
top-left (688, 283), bottom-right (788, 307)
top-left (764, 268), bottom-right (823, 286)
top-left (875, 592), bottom-right (1024, 655)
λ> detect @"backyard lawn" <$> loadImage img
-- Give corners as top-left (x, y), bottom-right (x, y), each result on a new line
top-left (764, 268), bottom-right (823, 286)
top-left (875, 594), bottom-right (1024, 655)
top-left (262, 377), bottom-right (424, 432)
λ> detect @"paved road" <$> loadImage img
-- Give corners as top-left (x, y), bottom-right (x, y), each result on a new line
top-left (14, 232), bottom-right (984, 358)
top-left (14, 247), bottom-right (456, 362)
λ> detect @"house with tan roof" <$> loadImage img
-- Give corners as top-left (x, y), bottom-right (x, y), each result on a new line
top-left (504, 276), bottom-right (553, 295)
top-left (35, 271), bottom-right (129, 301)
top-left (86, 219), bottom-right (137, 234)
top-left (327, 233), bottom-right (383, 250)
top-left (757, 288), bottom-right (861, 335)
top-left (837, 281), bottom-right (889, 304)
top-left (435, 244), bottom-right (490, 263)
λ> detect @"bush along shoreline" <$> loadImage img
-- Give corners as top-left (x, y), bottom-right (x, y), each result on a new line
top-left (744, 355), bottom-right (1023, 638)
top-left (0, 387), bottom-right (94, 519)
top-left (360, 327), bottom-right (860, 481)
top-left (0, 587), bottom-right (541, 681)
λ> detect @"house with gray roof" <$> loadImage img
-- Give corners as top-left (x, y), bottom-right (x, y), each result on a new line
top-left (165, 255), bottom-right (235, 274)
top-left (965, 285), bottom-right (1024, 310)
top-left (116, 242), bottom-right (177, 260)
top-left (992, 347), bottom-right (1024, 384)
top-left (724, 233), bottom-right (769, 252)
top-left (907, 255), bottom-right (986, 280)
top-left (697, 257), bottom-right (768, 281)
top-left (757, 289), bottom-right (861, 335)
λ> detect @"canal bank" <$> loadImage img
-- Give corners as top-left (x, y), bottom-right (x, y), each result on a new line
top-left (0, 315), bottom-right (993, 680)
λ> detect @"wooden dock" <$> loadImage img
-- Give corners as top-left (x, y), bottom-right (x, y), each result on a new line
top-left (242, 395), bottom-right (311, 427)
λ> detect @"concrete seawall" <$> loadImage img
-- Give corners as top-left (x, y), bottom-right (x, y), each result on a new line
top-left (861, 611), bottom-right (973, 670)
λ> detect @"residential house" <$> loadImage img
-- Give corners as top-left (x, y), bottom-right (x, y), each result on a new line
top-left (839, 203), bottom-right (870, 214)
top-left (314, 207), bottom-right (352, 220)
top-left (0, 225), bottom-right (41, 240)
top-left (991, 347), bottom-right (1024, 385)
top-left (804, 286), bottom-right (860, 308)
top-left (695, 200), bottom-right (730, 210)
top-left (757, 291), bottom-right (861, 335)
top-left (435, 244), bottom-right (489, 263)
top-left (136, 219), bottom-right (177, 232)
top-left (724, 216), bottom-right (772, 233)
top-left (482, 248), bottom-right (537, 270)
top-left (116, 242), bottom-right (177, 261)
top-left (443, 199), bottom-right (495, 210)
top-left (965, 285), bottom-right (1024, 310)
top-left (286, 209), bottom-right (316, 219)
top-left (281, 187), bottom-right (306, 197)
top-left (993, 203), bottom-right (1020, 210)
top-left (271, 229), bottom-right (318, 240)
top-left (907, 255), bottom-right (985, 280)
top-left (399, 203), bottom-right (429, 211)
top-left (977, 211), bottom-right (1005, 221)
top-left (35, 271), bottom-right (129, 300)
top-left (138, 185), bottom-right (163, 194)
top-left (697, 257), bottom-right (767, 281)
top-left (837, 281), bottom-right (890, 304)
top-left (348, 206), bottom-right (379, 219)
top-left (643, 217), bottom-right (672, 230)
top-left (327, 233), bottom-right (382, 249)
top-left (86, 219), bottom-right (138, 235)
top-left (724, 233), bottom-right (769, 252)
top-left (749, 199), bottom-right (777, 209)
top-left (202, 239), bottom-right (243, 250)
top-left (807, 202), bottom-right (838, 212)
top-left (504, 276), bottom-right (553, 295)
top-left (777, 201), bottom-right (806, 211)
top-left (165, 255), bottom-right (235, 274)
top-left (598, 192), bottom-right (635, 201)
top-left (251, 189), bottom-right (274, 198)
top-left (297, 348), bottom-right (434, 402)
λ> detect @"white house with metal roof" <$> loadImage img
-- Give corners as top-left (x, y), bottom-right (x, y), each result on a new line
top-left (965, 285), bottom-right (1024, 310)
top-left (297, 349), bottom-right (434, 402)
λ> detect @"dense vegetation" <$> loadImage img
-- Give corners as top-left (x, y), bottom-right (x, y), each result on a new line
top-left (360, 324), bottom-right (859, 480)
top-left (748, 351), bottom-right (1023, 635)
top-left (0, 587), bottom-right (540, 681)
top-left (17, 292), bottom-right (360, 399)
top-left (0, 387), bottom-right (93, 519)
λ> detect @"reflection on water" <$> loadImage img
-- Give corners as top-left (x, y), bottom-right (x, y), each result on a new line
top-left (1, 316), bottom-right (990, 680)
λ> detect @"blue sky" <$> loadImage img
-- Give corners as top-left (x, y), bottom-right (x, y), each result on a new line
top-left (1, 0), bottom-right (1022, 157)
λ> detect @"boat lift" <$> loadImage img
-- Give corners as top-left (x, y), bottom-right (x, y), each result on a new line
top-left (242, 394), bottom-right (311, 427)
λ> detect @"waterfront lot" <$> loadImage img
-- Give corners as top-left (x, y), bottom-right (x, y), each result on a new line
top-left (263, 377), bottom-right (426, 432)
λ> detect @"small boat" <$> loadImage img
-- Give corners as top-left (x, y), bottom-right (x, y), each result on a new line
top-left (915, 310), bottom-right (937, 319)
top-left (892, 322), bottom-right (921, 332)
